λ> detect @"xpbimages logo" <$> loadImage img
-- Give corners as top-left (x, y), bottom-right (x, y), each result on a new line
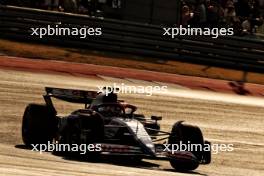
top-left (97, 83), bottom-right (168, 96)
top-left (162, 141), bottom-right (234, 154)
top-left (163, 25), bottom-right (234, 38)
top-left (31, 25), bottom-right (102, 38)
top-left (31, 141), bottom-right (102, 154)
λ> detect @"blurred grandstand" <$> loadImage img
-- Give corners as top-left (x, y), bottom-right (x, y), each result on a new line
top-left (0, 0), bottom-right (263, 35)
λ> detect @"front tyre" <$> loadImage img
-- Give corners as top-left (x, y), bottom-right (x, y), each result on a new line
top-left (202, 140), bottom-right (211, 164)
top-left (168, 121), bottom-right (204, 171)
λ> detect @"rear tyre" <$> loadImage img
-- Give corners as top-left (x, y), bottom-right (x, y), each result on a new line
top-left (168, 121), bottom-right (204, 171)
top-left (22, 104), bottom-right (58, 147)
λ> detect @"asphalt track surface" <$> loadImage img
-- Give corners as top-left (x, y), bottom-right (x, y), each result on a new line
top-left (0, 63), bottom-right (264, 175)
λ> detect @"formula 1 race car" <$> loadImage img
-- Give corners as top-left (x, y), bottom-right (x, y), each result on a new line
top-left (22, 87), bottom-right (211, 171)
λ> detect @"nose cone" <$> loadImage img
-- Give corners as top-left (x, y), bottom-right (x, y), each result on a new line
top-left (125, 119), bottom-right (156, 156)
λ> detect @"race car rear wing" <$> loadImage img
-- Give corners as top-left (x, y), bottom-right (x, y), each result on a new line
top-left (44, 87), bottom-right (98, 104)
top-left (43, 87), bottom-right (99, 114)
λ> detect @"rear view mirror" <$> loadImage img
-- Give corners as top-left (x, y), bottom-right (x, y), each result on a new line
top-left (151, 116), bottom-right (162, 121)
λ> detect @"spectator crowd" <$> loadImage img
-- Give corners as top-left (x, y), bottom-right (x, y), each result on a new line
top-left (181, 0), bottom-right (264, 35)
top-left (1, 0), bottom-right (263, 35)
top-left (0, 0), bottom-right (121, 15)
